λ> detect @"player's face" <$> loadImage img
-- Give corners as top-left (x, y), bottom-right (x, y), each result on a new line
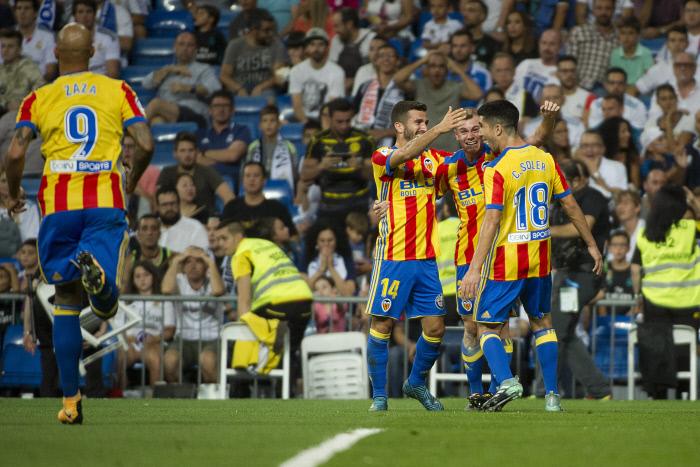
top-left (0, 38), bottom-right (21, 63)
top-left (175, 141), bottom-right (197, 169)
top-left (137, 218), bottom-right (161, 247)
top-left (329, 109), bottom-right (353, 137)
top-left (13, 1), bottom-right (36, 27)
top-left (478, 117), bottom-right (497, 151)
top-left (454, 117), bottom-right (481, 154)
top-left (450, 35), bottom-right (472, 63)
top-left (132, 266), bottom-right (154, 294)
top-left (74, 5), bottom-right (96, 30)
top-left (242, 165), bottom-right (265, 195)
top-left (400, 110), bottom-right (428, 140)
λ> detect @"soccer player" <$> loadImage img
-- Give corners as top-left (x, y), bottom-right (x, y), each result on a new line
top-left (460, 100), bottom-right (602, 412)
top-left (4, 23), bottom-right (154, 424)
top-left (366, 101), bottom-right (467, 412)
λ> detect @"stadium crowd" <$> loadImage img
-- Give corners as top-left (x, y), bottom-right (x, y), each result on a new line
top-left (1, 0), bottom-right (699, 400)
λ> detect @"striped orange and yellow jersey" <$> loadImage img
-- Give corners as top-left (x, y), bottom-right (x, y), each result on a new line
top-left (436, 146), bottom-right (495, 266)
top-left (483, 144), bottom-right (570, 281)
top-left (372, 146), bottom-right (447, 261)
top-left (16, 72), bottom-right (146, 217)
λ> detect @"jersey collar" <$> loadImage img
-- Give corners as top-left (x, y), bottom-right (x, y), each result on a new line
top-left (490, 144), bottom-right (529, 166)
top-left (452, 148), bottom-right (486, 167)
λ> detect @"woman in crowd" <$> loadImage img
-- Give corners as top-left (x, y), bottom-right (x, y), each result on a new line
top-left (303, 221), bottom-right (356, 296)
top-left (502, 11), bottom-right (537, 65)
top-left (175, 173), bottom-right (209, 225)
top-left (599, 117), bottom-right (641, 189)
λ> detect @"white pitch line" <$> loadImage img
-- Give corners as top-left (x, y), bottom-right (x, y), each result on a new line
top-left (280, 428), bottom-right (384, 467)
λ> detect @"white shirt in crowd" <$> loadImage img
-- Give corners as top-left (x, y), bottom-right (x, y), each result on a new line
top-left (113, 300), bottom-right (176, 340)
top-left (89, 28), bottom-right (120, 75)
top-left (421, 17), bottom-right (463, 45)
top-left (561, 86), bottom-right (592, 122)
top-left (648, 79), bottom-right (700, 122)
top-left (587, 94), bottom-right (648, 130)
top-left (288, 58), bottom-right (345, 120)
top-left (112, 0), bottom-right (150, 15)
top-left (351, 62), bottom-right (377, 97)
top-left (509, 58), bottom-right (559, 102)
top-left (96, 3), bottom-right (133, 39)
top-left (523, 115), bottom-right (585, 150)
top-left (328, 28), bottom-right (376, 63)
top-left (0, 25), bottom-right (56, 76)
top-left (589, 157), bottom-right (628, 199)
top-left (174, 274), bottom-right (223, 341)
top-left (577, 0), bottom-right (632, 24)
top-left (159, 216), bottom-right (209, 254)
top-left (308, 253), bottom-right (349, 280)
top-left (0, 201), bottom-right (40, 241)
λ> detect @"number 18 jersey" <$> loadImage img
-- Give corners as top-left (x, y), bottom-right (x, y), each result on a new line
top-left (16, 72), bottom-right (146, 216)
top-left (483, 144), bottom-right (570, 281)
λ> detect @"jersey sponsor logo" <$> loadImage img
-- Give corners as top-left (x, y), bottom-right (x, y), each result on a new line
top-left (457, 187), bottom-right (483, 207)
top-left (507, 228), bottom-right (551, 243)
top-left (399, 179), bottom-right (434, 197)
top-left (50, 160), bottom-right (112, 173)
top-left (381, 298), bottom-right (392, 312)
top-left (435, 294), bottom-right (444, 310)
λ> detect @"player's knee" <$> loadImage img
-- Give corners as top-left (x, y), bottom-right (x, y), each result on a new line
top-left (370, 317), bottom-right (394, 335)
top-left (55, 281), bottom-right (83, 308)
top-left (422, 320), bottom-right (445, 339)
top-left (477, 322), bottom-right (501, 337)
top-left (530, 314), bottom-right (552, 331)
top-left (462, 317), bottom-right (477, 336)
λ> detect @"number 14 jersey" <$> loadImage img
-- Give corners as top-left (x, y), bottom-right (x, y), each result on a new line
top-left (483, 144), bottom-right (570, 281)
top-left (16, 72), bottom-right (146, 216)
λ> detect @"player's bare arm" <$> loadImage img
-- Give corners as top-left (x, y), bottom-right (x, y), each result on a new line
top-left (557, 193), bottom-right (603, 275)
top-left (4, 126), bottom-right (35, 214)
top-left (526, 101), bottom-right (560, 147)
top-left (125, 121), bottom-right (154, 194)
top-left (460, 208), bottom-right (502, 300)
top-left (389, 106), bottom-right (468, 169)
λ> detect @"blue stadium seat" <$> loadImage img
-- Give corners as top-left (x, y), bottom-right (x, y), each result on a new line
top-left (152, 141), bottom-right (175, 167)
top-left (219, 8), bottom-right (239, 28)
top-left (593, 315), bottom-right (634, 380)
top-left (409, 38), bottom-right (428, 62)
top-left (122, 65), bottom-right (158, 86)
top-left (234, 96), bottom-right (268, 113)
top-left (0, 324), bottom-right (42, 388)
top-left (280, 122), bottom-right (304, 143)
top-left (154, 0), bottom-right (183, 11)
top-left (133, 38), bottom-right (175, 65)
top-left (263, 179), bottom-right (295, 213)
top-left (146, 10), bottom-right (194, 37)
top-left (388, 37), bottom-right (410, 58)
top-left (277, 94), bottom-right (294, 122)
top-left (641, 37), bottom-right (665, 57)
top-left (21, 175), bottom-right (42, 199)
top-left (151, 122), bottom-right (198, 143)
top-left (129, 85), bottom-right (155, 106)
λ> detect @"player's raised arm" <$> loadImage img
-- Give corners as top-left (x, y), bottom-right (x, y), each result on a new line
top-left (526, 100), bottom-right (560, 147)
top-left (557, 193), bottom-right (603, 275)
top-left (125, 121), bottom-right (154, 194)
top-left (4, 126), bottom-right (34, 214)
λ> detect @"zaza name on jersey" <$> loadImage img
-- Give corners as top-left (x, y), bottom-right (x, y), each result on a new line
top-left (64, 83), bottom-right (97, 97)
top-left (511, 160), bottom-right (546, 179)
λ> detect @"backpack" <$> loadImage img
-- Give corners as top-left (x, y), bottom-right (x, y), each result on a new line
top-left (337, 31), bottom-right (371, 79)
top-left (0, 214), bottom-right (22, 257)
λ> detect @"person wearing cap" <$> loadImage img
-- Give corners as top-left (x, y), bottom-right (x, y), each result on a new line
top-left (289, 27), bottom-right (345, 123)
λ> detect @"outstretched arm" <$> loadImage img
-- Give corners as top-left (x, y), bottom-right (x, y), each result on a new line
top-left (125, 121), bottom-right (154, 194)
top-left (526, 101), bottom-right (560, 147)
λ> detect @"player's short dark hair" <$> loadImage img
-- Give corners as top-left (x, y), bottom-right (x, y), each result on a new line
top-left (156, 186), bottom-right (179, 203)
top-left (0, 29), bottom-right (23, 46)
top-left (197, 4), bottom-right (220, 25)
top-left (243, 160), bottom-right (267, 178)
top-left (72, 0), bottom-right (96, 15)
top-left (667, 24), bottom-right (688, 38)
top-left (606, 67), bottom-right (628, 82)
top-left (391, 100), bottom-right (428, 125)
top-left (137, 213), bottom-right (161, 227)
top-left (260, 104), bottom-right (279, 119)
top-left (477, 100), bottom-right (519, 132)
top-left (14, 0), bottom-right (39, 11)
top-left (450, 28), bottom-right (474, 45)
top-left (209, 89), bottom-right (233, 106)
top-left (557, 54), bottom-right (577, 66)
top-left (337, 7), bottom-right (359, 28)
top-left (327, 98), bottom-right (354, 116)
top-left (617, 15), bottom-right (641, 32)
top-left (174, 131), bottom-right (198, 150)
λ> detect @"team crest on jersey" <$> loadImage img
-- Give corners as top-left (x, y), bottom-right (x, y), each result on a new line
top-left (462, 299), bottom-right (473, 312)
top-left (423, 157), bottom-right (434, 172)
top-left (381, 298), bottom-right (392, 312)
top-left (435, 294), bottom-right (444, 309)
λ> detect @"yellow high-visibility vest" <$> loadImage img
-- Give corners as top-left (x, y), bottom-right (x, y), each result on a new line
top-left (438, 217), bottom-right (460, 296)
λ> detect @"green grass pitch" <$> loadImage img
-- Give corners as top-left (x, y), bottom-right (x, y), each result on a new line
top-left (1, 398), bottom-right (699, 466)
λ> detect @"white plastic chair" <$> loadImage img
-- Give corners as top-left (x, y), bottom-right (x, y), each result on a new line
top-left (627, 324), bottom-right (697, 400)
top-left (218, 321), bottom-right (290, 400)
top-left (301, 332), bottom-right (368, 399)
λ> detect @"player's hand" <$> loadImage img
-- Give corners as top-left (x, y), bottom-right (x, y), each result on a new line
top-left (22, 333), bottom-right (36, 355)
top-left (437, 106), bottom-right (468, 134)
top-left (372, 200), bottom-right (389, 220)
top-left (589, 244), bottom-right (604, 276)
top-left (540, 100), bottom-right (560, 119)
top-left (7, 187), bottom-right (26, 215)
top-left (459, 267), bottom-right (482, 301)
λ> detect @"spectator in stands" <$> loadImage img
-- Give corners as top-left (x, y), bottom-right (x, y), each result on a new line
top-left (364, 0), bottom-right (415, 41)
top-left (175, 172), bottom-right (209, 225)
top-left (421, 0), bottom-right (462, 51)
top-left (684, 109), bottom-right (700, 189)
top-left (635, 26), bottom-right (689, 96)
top-left (246, 105), bottom-right (298, 194)
top-left (115, 260), bottom-right (175, 389)
top-left (16, 238), bottom-right (38, 290)
top-left (289, 0), bottom-right (334, 37)
top-left (289, 27), bottom-right (345, 123)
top-left (599, 116), bottom-right (641, 188)
top-left (639, 126), bottom-right (688, 184)
top-left (196, 91), bottom-right (252, 193)
top-left (557, 55), bottom-right (593, 123)
top-left (123, 134), bottom-right (159, 226)
top-left (610, 16), bottom-right (653, 88)
top-left (116, 0), bottom-right (149, 39)
top-left (349, 36), bottom-right (386, 97)
top-left (95, 0), bottom-right (134, 60)
top-left (259, 0), bottom-right (298, 33)
top-left (449, 29), bottom-right (492, 105)
top-left (502, 10), bottom-right (537, 65)
top-left (578, 129), bottom-right (628, 198)
top-left (678, 0), bottom-right (700, 56)
top-left (329, 7), bottom-right (375, 93)
top-left (303, 221), bottom-right (356, 296)
top-left (0, 2), bottom-right (14, 29)
top-left (489, 51), bottom-right (539, 119)
top-left (585, 67), bottom-right (647, 130)
top-left (544, 117), bottom-right (573, 161)
top-left (395, 51), bottom-right (482, 151)
top-left (567, 0), bottom-right (619, 90)
top-left (523, 84), bottom-right (584, 150)
top-left (221, 9), bottom-right (286, 98)
top-left (72, 0), bottom-right (120, 78)
top-left (158, 132), bottom-right (235, 209)
top-left (345, 211), bottom-right (372, 277)
top-left (194, 3), bottom-right (226, 65)
top-left (312, 276), bottom-right (347, 333)
top-left (9, 0), bottom-right (57, 81)
top-left (613, 189), bottom-right (644, 262)
top-left (301, 98), bottom-right (374, 223)
top-left (221, 161), bottom-right (298, 236)
top-left (352, 43), bottom-right (404, 146)
top-left (647, 85), bottom-right (694, 153)
top-left (508, 29), bottom-right (562, 104)
top-left (640, 168), bottom-right (668, 219)
top-left (634, 0), bottom-right (684, 39)
top-left (125, 213), bottom-right (173, 281)
top-left (228, 0), bottom-right (261, 39)
top-left (649, 52), bottom-right (700, 121)
top-left (532, 0), bottom-right (569, 35)
top-left (163, 246), bottom-right (225, 384)
top-left (0, 169), bottom-right (40, 242)
top-left (461, 0), bottom-right (502, 66)
top-left (143, 31), bottom-right (221, 129)
top-left (0, 28), bottom-right (43, 117)
top-left (156, 187), bottom-right (210, 253)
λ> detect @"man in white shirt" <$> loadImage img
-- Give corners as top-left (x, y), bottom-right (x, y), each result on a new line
top-left (95, 0), bottom-right (134, 59)
top-left (156, 188), bottom-right (210, 254)
top-left (636, 25), bottom-right (691, 96)
top-left (557, 55), bottom-right (592, 122)
top-left (4, 0), bottom-right (57, 81)
top-left (585, 67), bottom-right (647, 130)
top-left (289, 28), bottom-right (345, 123)
top-left (508, 29), bottom-right (561, 103)
top-left (73, 0), bottom-right (120, 78)
top-left (578, 130), bottom-right (628, 199)
top-left (328, 7), bottom-right (375, 92)
top-left (648, 52), bottom-right (700, 121)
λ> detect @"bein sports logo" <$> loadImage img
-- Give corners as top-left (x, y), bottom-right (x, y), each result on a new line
top-left (507, 228), bottom-right (550, 243)
top-left (50, 160), bottom-right (112, 173)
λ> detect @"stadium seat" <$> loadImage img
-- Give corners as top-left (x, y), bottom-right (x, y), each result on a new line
top-left (146, 10), bottom-right (194, 37)
top-left (234, 96), bottom-right (268, 113)
top-left (277, 94), bottom-right (294, 122)
top-left (132, 38), bottom-right (176, 66)
top-left (154, 0), bottom-right (183, 11)
top-left (263, 179), bottom-right (295, 213)
top-left (218, 322), bottom-right (290, 399)
top-left (641, 37), bottom-right (666, 57)
top-left (0, 324), bottom-right (42, 388)
top-left (151, 122), bottom-right (198, 143)
top-left (593, 315), bottom-right (633, 380)
top-left (388, 37), bottom-right (410, 58)
top-left (301, 331), bottom-right (368, 399)
top-left (279, 122), bottom-right (304, 143)
top-left (122, 65), bottom-right (158, 86)
top-left (152, 141), bottom-right (175, 166)
top-left (627, 324), bottom-right (697, 400)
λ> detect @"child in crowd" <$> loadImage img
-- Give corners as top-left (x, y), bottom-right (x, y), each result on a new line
top-left (16, 238), bottom-right (39, 291)
top-left (193, 3), bottom-right (227, 65)
top-left (246, 105), bottom-right (299, 195)
top-left (602, 231), bottom-right (640, 315)
top-left (422, 0), bottom-right (462, 51)
top-left (345, 211), bottom-right (372, 276)
top-left (312, 276), bottom-right (347, 333)
top-left (610, 16), bottom-right (653, 87)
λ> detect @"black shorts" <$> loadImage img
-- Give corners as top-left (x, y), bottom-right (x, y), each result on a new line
top-left (252, 300), bottom-right (313, 321)
top-left (177, 105), bottom-right (207, 129)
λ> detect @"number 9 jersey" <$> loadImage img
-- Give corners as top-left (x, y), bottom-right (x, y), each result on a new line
top-left (482, 144), bottom-right (570, 281)
top-left (16, 72), bottom-right (146, 217)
